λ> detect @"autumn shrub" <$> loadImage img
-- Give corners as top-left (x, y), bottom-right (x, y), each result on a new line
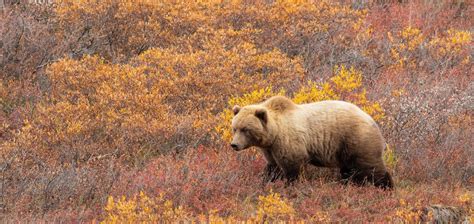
top-left (386, 26), bottom-right (471, 71)
top-left (101, 189), bottom-right (298, 223)
top-left (6, 38), bottom-right (304, 164)
top-left (387, 26), bottom-right (425, 69)
top-left (429, 29), bottom-right (472, 67)
top-left (51, 0), bottom-right (369, 71)
top-left (9, 56), bottom-right (175, 166)
top-left (1, 55), bottom-right (172, 215)
top-left (102, 191), bottom-right (189, 223)
top-left (254, 191), bottom-right (296, 222)
top-left (134, 41), bottom-right (303, 120)
top-left (0, 4), bottom-right (59, 79)
top-left (382, 84), bottom-right (473, 184)
top-left (54, 0), bottom-right (181, 60)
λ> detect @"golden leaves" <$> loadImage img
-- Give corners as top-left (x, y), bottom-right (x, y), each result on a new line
top-left (255, 190), bottom-right (296, 222)
top-left (388, 27), bottom-right (471, 69)
top-left (388, 27), bottom-right (424, 69)
top-left (17, 56), bottom-right (174, 164)
top-left (102, 192), bottom-right (189, 224)
top-left (429, 29), bottom-right (472, 60)
top-left (102, 191), bottom-right (298, 223)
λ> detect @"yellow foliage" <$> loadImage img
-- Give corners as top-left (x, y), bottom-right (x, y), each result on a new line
top-left (389, 26), bottom-right (471, 69)
top-left (12, 56), bottom-right (175, 165)
top-left (392, 199), bottom-right (425, 223)
top-left (401, 26), bottom-right (424, 51)
top-left (331, 65), bottom-right (363, 93)
top-left (12, 24), bottom-right (304, 163)
top-left (102, 191), bottom-right (301, 223)
top-left (383, 144), bottom-right (398, 170)
top-left (53, 0), bottom-right (366, 61)
top-left (293, 82), bottom-right (337, 104)
top-left (40, 0), bottom-right (371, 153)
top-left (309, 211), bottom-right (330, 223)
top-left (196, 209), bottom-right (238, 224)
top-left (133, 39), bottom-right (303, 118)
top-left (388, 26), bottom-right (424, 69)
top-left (255, 190), bottom-right (296, 222)
top-left (470, 210), bottom-right (474, 224)
top-left (102, 192), bottom-right (189, 224)
top-left (458, 192), bottom-right (472, 204)
top-left (430, 29), bottom-right (472, 59)
top-left (294, 65), bottom-right (385, 122)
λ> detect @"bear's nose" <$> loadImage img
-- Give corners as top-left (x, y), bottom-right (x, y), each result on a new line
top-left (230, 143), bottom-right (238, 150)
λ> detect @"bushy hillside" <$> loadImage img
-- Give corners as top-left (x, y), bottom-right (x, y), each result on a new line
top-left (0, 0), bottom-right (472, 222)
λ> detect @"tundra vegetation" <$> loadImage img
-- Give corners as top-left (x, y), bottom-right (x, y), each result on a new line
top-left (0, 0), bottom-right (472, 222)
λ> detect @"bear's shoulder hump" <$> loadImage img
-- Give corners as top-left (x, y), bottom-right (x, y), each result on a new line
top-left (262, 96), bottom-right (297, 112)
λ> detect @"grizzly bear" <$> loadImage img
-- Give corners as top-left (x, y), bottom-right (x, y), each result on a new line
top-left (230, 96), bottom-right (394, 189)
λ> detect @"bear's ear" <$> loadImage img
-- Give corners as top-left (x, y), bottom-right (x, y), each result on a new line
top-left (255, 108), bottom-right (268, 124)
top-left (233, 105), bottom-right (241, 115)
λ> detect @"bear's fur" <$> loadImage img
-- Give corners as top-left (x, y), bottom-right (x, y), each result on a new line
top-left (230, 96), bottom-right (394, 189)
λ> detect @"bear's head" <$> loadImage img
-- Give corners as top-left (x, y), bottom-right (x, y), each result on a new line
top-left (230, 105), bottom-right (273, 151)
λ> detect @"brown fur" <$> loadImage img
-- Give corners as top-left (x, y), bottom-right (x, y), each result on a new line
top-left (231, 96), bottom-right (394, 189)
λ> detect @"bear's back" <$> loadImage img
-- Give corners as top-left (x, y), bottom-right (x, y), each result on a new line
top-left (300, 100), bottom-right (375, 125)
top-left (260, 97), bottom-right (377, 129)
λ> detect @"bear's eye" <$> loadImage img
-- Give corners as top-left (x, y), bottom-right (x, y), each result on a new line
top-left (232, 128), bottom-right (236, 133)
top-left (241, 127), bottom-right (248, 133)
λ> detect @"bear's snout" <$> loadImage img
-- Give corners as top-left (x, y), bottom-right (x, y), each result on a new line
top-left (230, 143), bottom-right (239, 151)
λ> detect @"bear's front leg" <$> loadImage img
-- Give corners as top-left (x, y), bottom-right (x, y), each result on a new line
top-left (272, 146), bottom-right (305, 184)
top-left (274, 158), bottom-right (302, 184)
top-left (263, 163), bottom-right (284, 183)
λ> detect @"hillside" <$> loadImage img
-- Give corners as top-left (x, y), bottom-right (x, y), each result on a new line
top-left (0, 0), bottom-right (472, 222)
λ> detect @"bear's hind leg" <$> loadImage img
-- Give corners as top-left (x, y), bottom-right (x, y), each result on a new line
top-left (373, 170), bottom-right (394, 189)
top-left (339, 166), bottom-right (374, 187)
top-left (339, 167), bottom-right (356, 185)
top-left (339, 158), bottom-right (394, 189)
top-left (351, 167), bottom-right (394, 189)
